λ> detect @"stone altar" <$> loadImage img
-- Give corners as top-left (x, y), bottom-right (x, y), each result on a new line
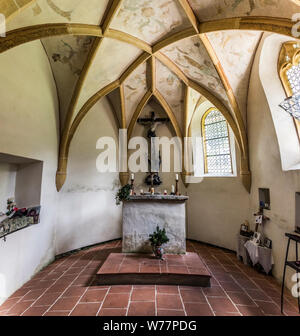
top-left (122, 195), bottom-right (188, 254)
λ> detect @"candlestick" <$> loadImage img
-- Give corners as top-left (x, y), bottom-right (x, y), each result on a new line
top-left (130, 175), bottom-right (135, 196)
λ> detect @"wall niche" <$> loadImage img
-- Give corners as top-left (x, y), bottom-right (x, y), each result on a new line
top-left (259, 188), bottom-right (271, 210)
top-left (0, 153), bottom-right (43, 239)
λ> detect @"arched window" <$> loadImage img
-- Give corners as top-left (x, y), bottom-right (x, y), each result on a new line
top-left (278, 41), bottom-right (300, 140)
top-left (202, 108), bottom-right (233, 176)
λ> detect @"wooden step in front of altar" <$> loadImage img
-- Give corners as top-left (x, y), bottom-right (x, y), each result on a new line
top-left (96, 252), bottom-right (211, 287)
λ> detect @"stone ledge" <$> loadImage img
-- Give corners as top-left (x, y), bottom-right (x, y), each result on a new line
top-left (125, 195), bottom-right (189, 202)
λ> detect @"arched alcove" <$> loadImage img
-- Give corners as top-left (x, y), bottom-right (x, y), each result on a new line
top-left (259, 34), bottom-right (300, 171)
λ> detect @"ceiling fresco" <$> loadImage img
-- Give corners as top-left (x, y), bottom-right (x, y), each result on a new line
top-left (42, 35), bottom-right (95, 130)
top-left (110, 0), bottom-right (191, 44)
top-left (7, 0), bottom-right (108, 30)
top-left (188, 0), bottom-right (300, 20)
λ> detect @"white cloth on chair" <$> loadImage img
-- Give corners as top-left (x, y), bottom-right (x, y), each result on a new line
top-left (244, 240), bottom-right (274, 274)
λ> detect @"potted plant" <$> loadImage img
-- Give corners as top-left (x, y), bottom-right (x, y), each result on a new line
top-left (115, 184), bottom-right (132, 205)
top-left (149, 226), bottom-right (169, 260)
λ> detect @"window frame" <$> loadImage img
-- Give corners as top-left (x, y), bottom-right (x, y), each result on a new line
top-left (278, 41), bottom-right (300, 142)
top-left (201, 108), bottom-right (234, 177)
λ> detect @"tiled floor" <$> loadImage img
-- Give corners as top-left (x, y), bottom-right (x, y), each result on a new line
top-left (0, 240), bottom-right (299, 316)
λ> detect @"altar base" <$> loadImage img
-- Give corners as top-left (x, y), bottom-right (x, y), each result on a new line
top-left (96, 252), bottom-right (211, 287)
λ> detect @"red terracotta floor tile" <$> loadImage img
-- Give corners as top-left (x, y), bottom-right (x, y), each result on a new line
top-left (20, 289), bottom-right (46, 302)
top-left (44, 311), bottom-right (71, 316)
top-left (237, 305), bottom-right (265, 316)
top-left (157, 285), bottom-right (179, 294)
top-left (70, 303), bottom-right (100, 316)
top-left (226, 291), bottom-right (255, 306)
top-left (127, 302), bottom-right (155, 316)
top-left (131, 289), bottom-right (155, 301)
top-left (102, 293), bottom-right (130, 308)
top-left (207, 297), bottom-right (238, 313)
top-left (7, 301), bottom-right (33, 316)
top-left (33, 292), bottom-right (61, 307)
top-left (184, 303), bottom-right (214, 316)
top-left (202, 286), bottom-right (226, 297)
top-left (157, 309), bottom-right (185, 316)
top-left (80, 289), bottom-right (108, 303)
top-left (180, 289), bottom-right (206, 303)
top-left (62, 286), bottom-right (87, 298)
top-left (50, 297), bottom-right (79, 311)
top-left (98, 308), bottom-right (127, 316)
top-left (157, 294), bottom-right (183, 310)
top-left (0, 239), bottom-right (290, 317)
top-left (219, 281), bottom-right (243, 292)
top-left (214, 312), bottom-right (241, 316)
top-left (109, 285), bottom-right (132, 294)
top-left (254, 300), bottom-right (283, 315)
top-left (246, 289), bottom-right (272, 302)
top-left (0, 297), bottom-right (20, 311)
top-left (22, 306), bottom-right (50, 316)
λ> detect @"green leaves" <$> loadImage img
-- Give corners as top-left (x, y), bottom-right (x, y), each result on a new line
top-left (149, 226), bottom-right (169, 247)
top-left (115, 184), bottom-right (132, 205)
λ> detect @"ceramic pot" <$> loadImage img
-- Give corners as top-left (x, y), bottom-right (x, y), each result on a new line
top-left (153, 245), bottom-right (164, 260)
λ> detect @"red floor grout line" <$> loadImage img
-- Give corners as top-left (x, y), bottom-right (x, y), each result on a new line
top-left (125, 286), bottom-right (134, 316)
top-left (2, 240), bottom-right (299, 316)
top-left (95, 286), bottom-right (111, 316)
top-left (177, 286), bottom-right (187, 316)
top-left (154, 285), bottom-right (158, 316)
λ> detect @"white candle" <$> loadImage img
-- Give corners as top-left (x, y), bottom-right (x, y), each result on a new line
top-left (140, 189), bottom-right (144, 195)
top-left (131, 173), bottom-right (134, 180)
top-left (171, 185), bottom-right (175, 193)
top-left (176, 174), bottom-right (179, 181)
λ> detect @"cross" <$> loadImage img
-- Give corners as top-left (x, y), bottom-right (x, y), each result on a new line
top-left (137, 111), bottom-right (170, 138)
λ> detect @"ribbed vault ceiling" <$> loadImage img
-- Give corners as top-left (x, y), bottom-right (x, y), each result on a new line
top-left (2, 0), bottom-right (299, 192)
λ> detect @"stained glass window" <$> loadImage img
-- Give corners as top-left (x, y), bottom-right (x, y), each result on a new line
top-left (202, 109), bottom-right (233, 175)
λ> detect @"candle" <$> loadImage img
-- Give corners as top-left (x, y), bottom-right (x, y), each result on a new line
top-left (131, 173), bottom-right (134, 180)
top-left (171, 185), bottom-right (175, 193)
top-left (140, 189), bottom-right (144, 195)
top-left (176, 174), bottom-right (179, 181)
top-left (164, 190), bottom-right (167, 195)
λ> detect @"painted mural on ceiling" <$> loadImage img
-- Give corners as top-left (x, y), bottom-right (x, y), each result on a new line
top-left (110, 0), bottom-right (191, 44)
top-left (188, 0), bottom-right (300, 20)
top-left (123, 62), bottom-right (148, 128)
top-left (7, 0), bottom-right (108, 30)
top-left (5, 0), bottom-right (299, 136)
top-left (161, 36), bottom-right (229, 105)
top-left (42, 35), bottom-right (95, 130)
top-left (206, 30), bottom-right (262, 121)
top-left (156, 60), bottom-right (184, 133)
top-left (74, 38), bottom-right (142, 124)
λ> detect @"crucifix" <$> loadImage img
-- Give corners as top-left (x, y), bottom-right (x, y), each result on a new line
top-left (137, 111), bottom-right (170, 186)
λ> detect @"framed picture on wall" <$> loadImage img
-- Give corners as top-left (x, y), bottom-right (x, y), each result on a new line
top-left (264, 238), bottom-right (272, 249)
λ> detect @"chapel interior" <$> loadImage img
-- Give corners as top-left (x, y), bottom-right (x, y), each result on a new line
top-left (0, 0), bottom-right (300, 317)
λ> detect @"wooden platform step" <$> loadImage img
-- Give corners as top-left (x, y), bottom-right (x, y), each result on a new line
top-left (96, 253), bottom-right (211, 287)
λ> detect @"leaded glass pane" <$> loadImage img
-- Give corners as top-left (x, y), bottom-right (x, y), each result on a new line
top-left (204, 110), bottom-right (232, 175)
top-left (287, 65), bottom-right (300, 95)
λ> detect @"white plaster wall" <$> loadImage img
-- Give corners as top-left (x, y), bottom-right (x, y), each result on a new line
top-left (55, 98), bottom-right (122, 255)
top-left (0, 41), bottom-right (59, 304)
top-left (248, 34), bottom-right (300, 289)
top-left (186, 101), bottom-right (249, 251)
top-left (259, 34), bottom-right (300, 170)
top-left (187, 163), bottom-right (250, 251)
top-left (0, 163), bottom-right (17, 213)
